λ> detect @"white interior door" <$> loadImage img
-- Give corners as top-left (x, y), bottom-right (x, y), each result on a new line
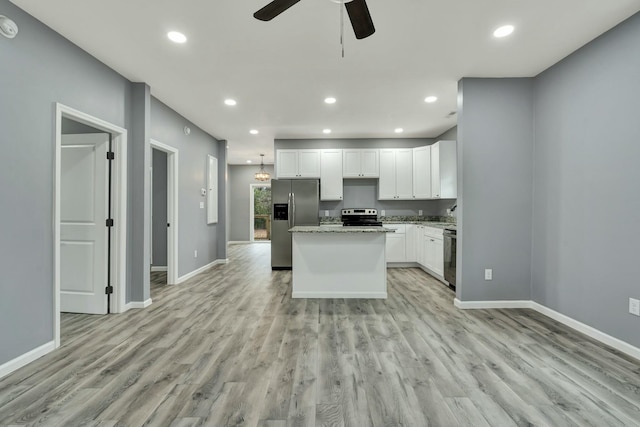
top-left (60, 134), bottom-right (109, 314)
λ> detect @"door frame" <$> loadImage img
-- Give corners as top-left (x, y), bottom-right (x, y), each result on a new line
top-left (54, 103), bottom-right (128, 348)
top-left (249, 183), bottom-right (271, 242)
top-left (150, 139), bottom-right (179, 285)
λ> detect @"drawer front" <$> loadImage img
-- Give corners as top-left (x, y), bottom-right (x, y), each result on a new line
top-left (423, 226), bottom-right (443, 239)
top-left (383, 224), bottom-right (406, 234)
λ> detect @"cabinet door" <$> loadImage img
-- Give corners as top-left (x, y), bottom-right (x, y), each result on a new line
top-left (416, 226), bottom-right (425, 266)
top-left (438, 140), bottom-right (457, 199)
top-left (413, 146), bottom-right (432, 199)
top-left (277, 150), bottom-right (298, 178)
top-left (423, 235), bottom-right (436, 272)
top-left (360, 149), bottom-right (379, 177)
top-left (405, 224), bottom-right (416, 262)
top-left (395, 149), bottom-right (414, 199)
top-left (431, 143), bottom-right (441, 198)
top-left (386, 234), bottom-right (406, 262)
top-left (432, 238), bottom-right (444, 276)
top-left (343, 150), bottom-right (361, 178)
top-left (378, 149), bottom-right (396, 199)
top-left (320, 149), bottom-right (343, 201)
top-left (298, 150), bottom-right (321, 177)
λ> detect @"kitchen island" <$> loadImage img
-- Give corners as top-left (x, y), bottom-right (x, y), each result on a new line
top-left (289, 225), bottom-right (394, 299)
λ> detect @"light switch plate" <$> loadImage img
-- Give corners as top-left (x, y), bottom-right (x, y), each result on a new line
top-left (199, 201), bottom-right (204, 209)
top-left (630, 298), bottom-right (640, 316)
top-left (484, 269), bottom-right (493, 280)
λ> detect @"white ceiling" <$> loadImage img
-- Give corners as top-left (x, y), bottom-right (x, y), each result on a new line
top-left (10, 0), bottom-right (640, 164)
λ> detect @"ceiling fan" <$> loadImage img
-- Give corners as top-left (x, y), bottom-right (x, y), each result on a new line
top-left (253, 0), bottom-right (375, 40)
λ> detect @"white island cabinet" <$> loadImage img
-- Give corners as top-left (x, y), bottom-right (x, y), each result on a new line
top-left (289, 226), bottom-right (394, 299)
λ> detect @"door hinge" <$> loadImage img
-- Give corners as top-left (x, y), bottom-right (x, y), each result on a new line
top-left (106, 218), bottom-right (114, 227)
top-left (107, 151), bottom-right (115, 160)
top-left (105, 286), bottom-right (114, 295)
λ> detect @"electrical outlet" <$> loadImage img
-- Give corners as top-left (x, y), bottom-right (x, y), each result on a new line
top-left (194, 250), bottom-right (198, 258)
top-left (629, 298), bottom-right (640, 316)
top-left (418, 210), bottom-right (423, 216)
top-left (381, 210), bottom-right (385, 217)
top-left (484, 269), bottom-right (493, 280)
top-left (324, 210), bottom-right (329, 217)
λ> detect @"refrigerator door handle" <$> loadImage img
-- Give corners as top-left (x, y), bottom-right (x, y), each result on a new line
top-left (291, 192), bottom-right (296, 227)
top-left (288, 193), bottom-right (293, 228)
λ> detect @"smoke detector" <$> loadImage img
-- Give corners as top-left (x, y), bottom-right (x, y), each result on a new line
top-left (0, 16), bottom-right (18, 39)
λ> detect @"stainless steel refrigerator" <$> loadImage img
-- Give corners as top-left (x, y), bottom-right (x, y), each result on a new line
top-left (271, 179), bottom-right (319, 269)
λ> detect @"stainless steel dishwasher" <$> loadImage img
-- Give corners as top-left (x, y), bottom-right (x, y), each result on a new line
top-left (443, 228), bottom-right (457, 291)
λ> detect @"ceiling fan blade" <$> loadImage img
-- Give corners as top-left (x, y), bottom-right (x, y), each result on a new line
top-left (254, 0), bottom-right (301, 21)
top-left (345, 0), bottom-right (375, 39)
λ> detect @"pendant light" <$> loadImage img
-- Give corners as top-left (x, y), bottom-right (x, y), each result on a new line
top-left (254, 154), bottom-right (271, 181)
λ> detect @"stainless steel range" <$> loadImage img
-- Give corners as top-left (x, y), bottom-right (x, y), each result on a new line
top-left (341, 208), bottom-right (383, 227)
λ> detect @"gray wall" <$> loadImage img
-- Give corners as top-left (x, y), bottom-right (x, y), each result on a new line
top-left (275, 138), bottom-right (455, 218)
top-left (457, 78), bottom-right (534, 302)
top-left (531, 12), bottom-right (640, 346)
top-left (0, 0), bottom-right (132, 365)
top-left (229, 164), bottom-right (275, 242)
top-left (150, 98), bottom-right (221, 277)
top-left (152, 149), bottom-right (168, 267)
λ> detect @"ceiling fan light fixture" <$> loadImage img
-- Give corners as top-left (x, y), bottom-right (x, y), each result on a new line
top-left (254, 154), bottom-right (271, 181)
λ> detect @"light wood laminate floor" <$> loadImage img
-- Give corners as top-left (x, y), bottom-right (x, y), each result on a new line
top-left (1, 244), bottom-right (639, 426)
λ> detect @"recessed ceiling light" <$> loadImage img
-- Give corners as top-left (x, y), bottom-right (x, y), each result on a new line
top-left (167, 31), bottom-right (187, 44)
top-left (424, 96), bottom-right (438, 103)
top-left (323, 129), bottom-right (332, 134)
top-left (246, 160), bottom-right (252, 164)
top-left (224, 99), bottom-right (237, 106)
top-left (250, 129), bottom-right (259, 135)
top-left (324, 97), bottom-right (337, 104)
top-left (395, 128), bottom-right (404, 133)
top-left (493, 25), bottom-right (515, 38)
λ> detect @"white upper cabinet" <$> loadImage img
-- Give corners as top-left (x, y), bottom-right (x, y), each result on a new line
top-left (320, 149), bottom-right (343, 201)
top-left (413, 146), bottom-right (432, 199)
top-left (431, 140), bottom-right (457, 199)
top-left (276, 149), bottom-right (321, 178)
top-left (343, 149), bottom-right (379, 178)
top-left (378, 148), bottom-right (413, 200)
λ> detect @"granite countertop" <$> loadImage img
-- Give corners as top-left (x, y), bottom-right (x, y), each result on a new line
top-left (319, 216), bottom-right (457, 230)
top-left (289, 225), bottom-right (395, 233)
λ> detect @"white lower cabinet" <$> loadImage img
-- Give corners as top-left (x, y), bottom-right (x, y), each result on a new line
top-left (421, 226), bottom-right (444, 277)
top-left (384, 224), bottom-right (406, 262)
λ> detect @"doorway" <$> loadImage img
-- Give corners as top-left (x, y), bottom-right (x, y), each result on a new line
top-left (54, 103), bottom-right (128, 348)
top-left (149, 139), bottom-right (179, 286)
top-left (250, 184), bottom-right (272, 242)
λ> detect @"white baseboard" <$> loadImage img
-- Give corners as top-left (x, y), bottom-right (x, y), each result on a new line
top-left (124, 298), bottom-right (153, 310)
top-left (177, 259), bottom-right (227, 284)
top-left (0, 341), bottom-right (56, 380)
top-left (150, 266), bottom-right (167, 272)
top-left (228, 241), bottom-right (251, 245)
top-left (454, 298), bottom-right (640, 361)
top-left (530, 302), bottom-right (640, 361)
